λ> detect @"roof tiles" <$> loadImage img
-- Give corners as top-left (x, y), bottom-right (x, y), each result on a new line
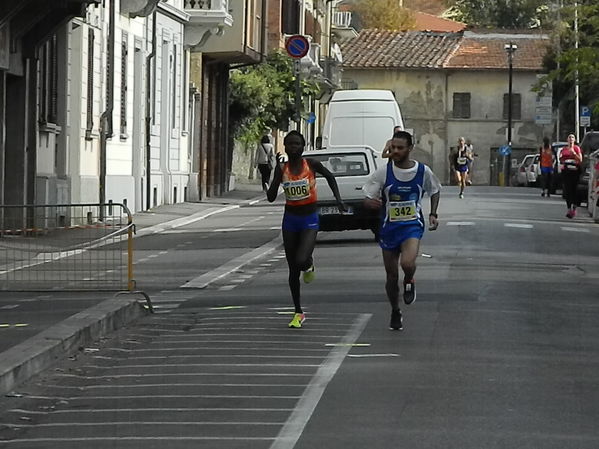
top-left (340, 29), bottom-right (550, 71)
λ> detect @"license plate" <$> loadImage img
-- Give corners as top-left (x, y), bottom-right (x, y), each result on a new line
top-left (319, 206), bottom-right (353, 215)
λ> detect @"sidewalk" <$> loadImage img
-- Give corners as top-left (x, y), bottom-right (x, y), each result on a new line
top-left (0, 182), bottom-right (267, 396)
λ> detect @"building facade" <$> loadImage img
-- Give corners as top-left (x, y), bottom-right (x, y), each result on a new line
top-left (340, 30), bottom-right (551, 185)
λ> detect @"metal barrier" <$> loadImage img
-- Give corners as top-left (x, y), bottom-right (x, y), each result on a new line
top-left (0, 203), bottom-right (136, 292)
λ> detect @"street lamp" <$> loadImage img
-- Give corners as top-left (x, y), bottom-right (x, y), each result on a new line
top-left (504, 42), bottom-right (518, 147)
top-left (503, 42), bottom-right (517, 186)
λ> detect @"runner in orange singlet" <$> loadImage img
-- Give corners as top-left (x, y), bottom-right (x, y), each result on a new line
top-left (267, 131), bottom-right (347, 328)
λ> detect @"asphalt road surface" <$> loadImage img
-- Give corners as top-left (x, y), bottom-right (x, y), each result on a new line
top-left (1, 186), bottom-right (598, 448)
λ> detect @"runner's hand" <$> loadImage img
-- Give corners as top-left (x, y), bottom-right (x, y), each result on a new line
top-left (364, 198), bottom-right (382, 210)
top-left (338, 202), bottom-right (349, 214)
top-left (428, 215), bottom-right (439, 231)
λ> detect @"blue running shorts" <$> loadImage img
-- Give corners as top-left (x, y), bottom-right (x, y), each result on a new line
top-left (282, 211), bottom-right (319, 232)
top-left (379, 224), bottom-right (424, 251)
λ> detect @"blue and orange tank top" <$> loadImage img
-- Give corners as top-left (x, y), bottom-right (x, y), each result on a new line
top-left (281, 159), bottom-right (317, 207)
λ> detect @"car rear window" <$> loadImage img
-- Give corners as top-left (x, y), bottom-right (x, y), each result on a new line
top-left (309, 153), bottom-right (370, 177)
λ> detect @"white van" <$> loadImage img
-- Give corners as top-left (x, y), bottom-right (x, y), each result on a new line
top-left (320, 90), bottom-right (404, 156)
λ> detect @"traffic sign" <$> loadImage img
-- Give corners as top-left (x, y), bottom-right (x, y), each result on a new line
top-left (581, 105), bottom-right (591, 127)
top-left (498, 145), bottom-right (512, 156)
top-left (285, 35), bottom-right (310, 59)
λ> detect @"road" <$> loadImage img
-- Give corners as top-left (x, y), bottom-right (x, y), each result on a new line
top-left (1, 186), bottom-right (599, 448)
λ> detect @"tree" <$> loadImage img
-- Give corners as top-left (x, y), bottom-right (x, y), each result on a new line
top-left (353, 0), bottom-right (416, 30)
top-left (228, 50), bottom-right (319, 147)
top-left (444, 0), bottom-right (553, 29)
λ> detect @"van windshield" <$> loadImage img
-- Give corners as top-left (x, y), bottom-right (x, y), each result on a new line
top-left (309, 153), bottom-right (370, 177)
top-left (330, 117), bottom-right (395, 152)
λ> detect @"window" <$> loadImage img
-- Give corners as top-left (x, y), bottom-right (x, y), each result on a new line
top-left (452, 92), bottom-right (470, 119)
top-left (85, 27), bottom-right (95, 140)
top-left (503, 93), bottom-right (521, 120)
top-left (39, 35), bottom-right (58, 124)
top-left (120, 31), bottom-right (128, 138)
top-left (309, 153), bottom-right (370, 177)
top-left (282, 0), bottom-right (299, 35)
top-left (172, 44), bottom-right (177, 129)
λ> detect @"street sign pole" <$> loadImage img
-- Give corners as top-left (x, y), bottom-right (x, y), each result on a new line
top-left (294, 60), bottom-right (301, 130)
top-left (285, 35), bottom-right (310, 132)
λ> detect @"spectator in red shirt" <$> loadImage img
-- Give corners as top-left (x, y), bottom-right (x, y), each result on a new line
top-left (559, 134), bottom-right (583, 218)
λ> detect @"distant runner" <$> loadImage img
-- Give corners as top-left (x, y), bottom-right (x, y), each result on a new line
top-left (267, 130), bottom-right (347, 328)
top-left (452, 137), bottom-right (471, 198)
top-left (363, 130), bottom-right (441, 331)
top-left (559, 133), bottom-right (583, 218)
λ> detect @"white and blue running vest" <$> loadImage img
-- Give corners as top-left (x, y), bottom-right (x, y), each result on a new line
top-left (381, 162), bottom-right (426, 232)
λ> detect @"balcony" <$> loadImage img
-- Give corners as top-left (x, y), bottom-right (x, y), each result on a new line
top-left (120, 0), bottom-right (160, 17)
top-left (331, 10), bottom-right (357, 39)
top-left (184, 0), bottom-right (233, 47)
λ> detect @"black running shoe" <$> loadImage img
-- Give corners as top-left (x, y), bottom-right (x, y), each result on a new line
top-left (389, 309), bottom-right (403, 331)
top-left (403, 280), bottom-right (416, 305)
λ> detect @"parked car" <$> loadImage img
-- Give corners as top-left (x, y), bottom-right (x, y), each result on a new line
top-left (579, 131), bottom-right (599, 206)
top-left (308, 147), bottom-right (380, 238)
top-left (515, 154), bottom-right (537, 186)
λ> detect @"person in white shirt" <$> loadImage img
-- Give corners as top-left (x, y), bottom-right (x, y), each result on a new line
top-left (255, 135), bottom-right (275, 191)
top-left (363, 130), bottom-right (441, 331)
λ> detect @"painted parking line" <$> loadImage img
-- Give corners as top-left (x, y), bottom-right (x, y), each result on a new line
top-left (446, 221), bottom-right (475, 226)
top-left (561, 227), bottom-right (590, 233)
top-left (504, 223), bottom-right (534, 229)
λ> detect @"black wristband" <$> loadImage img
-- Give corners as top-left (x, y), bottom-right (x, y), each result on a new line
top-left (429, 213), bottom-right (438, 218)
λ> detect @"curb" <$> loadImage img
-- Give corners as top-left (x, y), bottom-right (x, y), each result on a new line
top-left (0, 296), bottom-right (148, 396)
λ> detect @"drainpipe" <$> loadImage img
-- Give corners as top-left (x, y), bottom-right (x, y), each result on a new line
top-left (145, 10), bottom-right (157, 210)
top-left (100, 0), bottom-right (116, 214)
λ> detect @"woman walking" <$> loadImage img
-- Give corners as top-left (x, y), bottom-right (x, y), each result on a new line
top-left (559, 134), bottom-right (583, 218)
top-left (539, 137), bottom-right (555, 197)
top-left (256, 135), bottom-right (275, 191)
top-left (267, 131), bottom-right (346, 328)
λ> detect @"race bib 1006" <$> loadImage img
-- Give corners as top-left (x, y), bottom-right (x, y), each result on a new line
top-left (283, 178), bottom-right (310, 201)
top-left (387, 200), bottom-right (417, 222)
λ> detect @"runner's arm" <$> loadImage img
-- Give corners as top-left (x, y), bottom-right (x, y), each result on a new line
top-left (308, 159), bottom-right (347, 212)
top-left (362, 165), bottom-right (386, 209)
top-left (266, 160), bottom-right (283, 202)
top-left (381, 139), bottom-right (392, 158)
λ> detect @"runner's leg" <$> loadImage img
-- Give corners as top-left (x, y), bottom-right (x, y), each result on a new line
top-left (283, 228), bottom-right (317, 313)
top-left (283, 230), bottom-right (302, 313)
top-left (382, 249), bottom-right (400, 311)
top-left (399, 238), bottom-right (420, 282)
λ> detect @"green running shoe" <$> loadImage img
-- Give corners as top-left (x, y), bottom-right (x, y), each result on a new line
top-left (288, 313), bottom-right (306, 328)
top-left (302, 264), bottom-right (315, 284)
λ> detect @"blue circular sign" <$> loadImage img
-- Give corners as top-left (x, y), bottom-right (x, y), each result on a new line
top-left (498, 145), bottom-right (512, 156)
top-left (285, 35), bottom-right (310, 59)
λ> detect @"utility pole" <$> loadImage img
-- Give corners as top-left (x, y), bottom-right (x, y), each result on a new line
top-left (574, 0), bottom-right (580, 142)
top-left (504, 42), bottom-right (517, 186)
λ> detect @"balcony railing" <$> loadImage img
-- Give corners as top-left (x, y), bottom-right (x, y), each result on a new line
top-left (184, 0), bottom-right (233, 46)
top-left (332, 11), bottom-right (352, 28)
top-left (185, 0), bottom-right (226, 11)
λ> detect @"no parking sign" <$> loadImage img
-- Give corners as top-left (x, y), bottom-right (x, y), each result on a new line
top-left (285, 35), bottom-right (309, 59)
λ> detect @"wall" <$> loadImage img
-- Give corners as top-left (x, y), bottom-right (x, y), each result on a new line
top-left (341, 67), bottom-right (545, 185)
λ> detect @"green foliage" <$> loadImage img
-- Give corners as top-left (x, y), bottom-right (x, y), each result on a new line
top-left (228, 50), bottom-right (319, 145)
top-left (353, 0), bottom-right (416, 31)
top-left (537, 1), bottom-right (599, 131)
top-left (444, 0), bottom-right (552, 29)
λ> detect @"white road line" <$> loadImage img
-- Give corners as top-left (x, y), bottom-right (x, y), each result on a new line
top-left (0, 304), bottom-right (20, 310)
top-left (136, 205), bottom-right (239, 237)
top-left (10, 407), bottom-right (292, 414)
top-left (504, 223), bottom-right (534, 229)
top-left (1, 421), bottom-right (284, 428)
top-left (218, 285), bottom-right (237, 291)
top-left (561, 226), bottom-right (590, 233)
top-left (446, 221), bottom-right (475, 226)
top-left (181, 234), bottom-right (282, 289)
top-left (0, 437), bottom-right (274, 443)
top-left (54, 373), bottom-right (313, 380)
top-left (347, 353), bottom-right (400, 358)
top-left (270, 313), bottom-right (371, 449)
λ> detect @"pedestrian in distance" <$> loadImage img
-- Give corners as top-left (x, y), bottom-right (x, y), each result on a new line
top-left (363, 130), bottom-right (441, 331)
top-left (381, 125), bottom-right (404, 158)
top-left (255, 134), bottom-right (275, 191)
top-left (465, 138), bottom-right (475, 185)
top-left (267, 130), bottom-right (347, 328)
top-left (452, 137), bottom-right (472, 198)
top-left (539, 136), bottom-right (555, 197)
top-left (559, 133), bottom-right (583, 218)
